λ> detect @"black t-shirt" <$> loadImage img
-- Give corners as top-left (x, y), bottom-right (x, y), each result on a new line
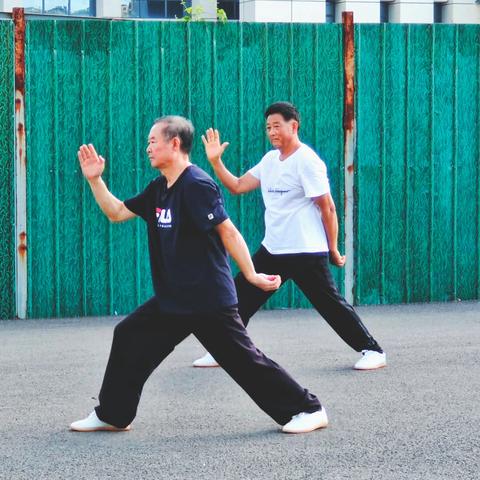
top-left (124, 164), bottom-right (238, 314)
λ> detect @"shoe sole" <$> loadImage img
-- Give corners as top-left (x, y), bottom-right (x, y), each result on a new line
top-left (282, 422), bottom-right (328, 434)
top-left (70, 425), bottom-right (131, 432)
top-left (353, 363), bottom-right (387, 371)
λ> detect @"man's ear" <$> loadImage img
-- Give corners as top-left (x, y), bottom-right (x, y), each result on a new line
top-left (171, 136), bottom-right (181, 151)
top-left (291, 120), bottom-right (299, 134)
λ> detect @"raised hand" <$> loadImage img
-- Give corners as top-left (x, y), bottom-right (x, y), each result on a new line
top-left (78, 144), bottom-right (105, 180)
top-left (201, 128), bottom-right (230, 165)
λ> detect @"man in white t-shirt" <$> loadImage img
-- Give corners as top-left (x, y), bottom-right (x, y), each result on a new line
top-left (193, 102), bottom-right (386, 371)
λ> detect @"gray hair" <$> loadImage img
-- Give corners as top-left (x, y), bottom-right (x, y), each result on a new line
top-left (154, 115), bottom-right (194, 154)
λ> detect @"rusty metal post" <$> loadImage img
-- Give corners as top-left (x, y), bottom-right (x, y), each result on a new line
top-left (342, 11), bottom-right (355, 305)
top-left (13, 8), bottom-right (27, 319)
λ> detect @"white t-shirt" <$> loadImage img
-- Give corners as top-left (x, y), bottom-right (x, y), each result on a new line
top-left (248, 143), bottom-right (330, 254)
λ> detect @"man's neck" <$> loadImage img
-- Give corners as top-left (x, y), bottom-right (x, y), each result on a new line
top-left (279, 138), bottom-right (302, 160)
top-left (161, 155), bottom-right (191, 187)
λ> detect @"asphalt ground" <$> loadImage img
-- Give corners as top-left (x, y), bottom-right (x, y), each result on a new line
top-left (1, 301), bottom-right (479, 480)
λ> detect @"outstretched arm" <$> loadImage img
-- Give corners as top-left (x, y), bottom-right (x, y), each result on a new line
top-left (215, 219), bottom-right (281, 292)
top-left (314, 193), bottom-right (346, 267)
top-left (201, 128), bottom-right (260, 195)
top-left (78, 144), bottom-right (136, 223)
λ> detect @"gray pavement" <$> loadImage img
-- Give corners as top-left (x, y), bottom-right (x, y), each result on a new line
top-left (1, 302), bottom-right (479, 480)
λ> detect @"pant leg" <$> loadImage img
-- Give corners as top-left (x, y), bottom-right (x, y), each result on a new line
top-left (95, 298), bottom-right (191, 428)
top-left (191, 307), bottom-right (321, 426)
top-left (235, 246), bottom-right (291, 327)
top-left (291, 255), bottom-right (383, 353)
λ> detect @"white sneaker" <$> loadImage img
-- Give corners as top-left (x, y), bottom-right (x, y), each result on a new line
top-left (354, 350), bottom-right (387, 370)
top-left (192, 352), bottom-right (220, 368)
top-left (282, 408), bottom-right (328, 434)
top-left (69, 411), bottom-right (131, 432)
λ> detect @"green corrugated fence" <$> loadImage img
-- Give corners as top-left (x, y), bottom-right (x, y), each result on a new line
top-left (23, 20), bottom-right (344, 318)
top-left (0, 18), bottom-right (479, 319)
top-left (355, 24), bottom-right (480, 305)
top-left (0, 20), bottom-right (15, 320)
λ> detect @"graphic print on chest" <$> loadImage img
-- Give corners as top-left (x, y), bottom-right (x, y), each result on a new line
top-left (267, 187), bottom-right (291, 196)
top-left (156, 207), bottom-right (173, 228)
top-left (264, 166), bottom-right (297, 197)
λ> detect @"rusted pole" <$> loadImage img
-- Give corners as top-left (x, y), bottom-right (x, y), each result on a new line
top-left (342, 11), bottom-right (355, 305)
top-left (13, 8), bottom-right (27, 319)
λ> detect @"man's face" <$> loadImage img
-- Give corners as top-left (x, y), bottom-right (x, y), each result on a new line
top-left (266, 113), bottom-right (298, 150)
top-left (146, 123), bottom-right (177, 169)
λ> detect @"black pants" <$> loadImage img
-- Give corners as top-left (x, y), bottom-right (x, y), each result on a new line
top-left (95, 297), bottom-right (321, 428)
top-left (235, 246), bottom-right (382, 353)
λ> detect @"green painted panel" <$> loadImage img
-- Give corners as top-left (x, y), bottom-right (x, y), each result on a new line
top-left (456, 25), bottom-right (480, 300)
top-left (160, 22), bottom-right (189, 118)
top-left (109, 21), bottom-right (140, 315)
top-left (53, 21), bottom-right (85, 317)
top-left (266, 23), bottom-right (292, 105)
top-left (26, 21), bottom-right (57, 318)
top-left (315, 25), bottom-right (344, 298)
top-left (213, 22), bottom-right (242, 232)
top-left (291, 23), bottom-right (316, 148)
top-left (189, 22), bottom-right (214, 175)
top-left (240, 23), bottom-right (268, 274)
top-left (382, 25), bottom-right (408, 304)
top-left (82, 20), bottom-right (113, 315)
top-left (431, 25), bottom-right (455, 302)
top-left (355, 25), bottom-right (383, 305)
top-left (0, 21), bottom-right (14, 320)
top-left (406, 25), bottom-right (434, 303)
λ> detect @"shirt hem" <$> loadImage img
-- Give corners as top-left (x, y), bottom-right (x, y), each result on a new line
top-left (262, 242), bottom-right (329, 255)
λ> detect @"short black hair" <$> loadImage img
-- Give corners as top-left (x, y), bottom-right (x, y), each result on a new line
top-left (264, 102), bottom-right (300, 125)
top-left (154, 115), bottom-right (194, 154)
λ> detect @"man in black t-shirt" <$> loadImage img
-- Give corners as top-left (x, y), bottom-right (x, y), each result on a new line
top-left (70, 116), bottom-right (327, 434)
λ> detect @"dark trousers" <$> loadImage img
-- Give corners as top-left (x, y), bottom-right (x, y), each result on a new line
top-left (235, 246), bottom-right (382, 353)
top-left (95, 297), bottom-right (320, 428)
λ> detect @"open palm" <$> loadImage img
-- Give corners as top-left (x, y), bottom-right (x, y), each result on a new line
top-left (78, 144), bottom-right (105, 180)
top-left (201, 128), bottom-right (229, 164)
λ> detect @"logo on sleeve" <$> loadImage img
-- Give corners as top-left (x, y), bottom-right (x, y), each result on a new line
top-left (207, 213), bottom-right (214, 220)
top-left (156, 208), bottom-right (172, 228)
